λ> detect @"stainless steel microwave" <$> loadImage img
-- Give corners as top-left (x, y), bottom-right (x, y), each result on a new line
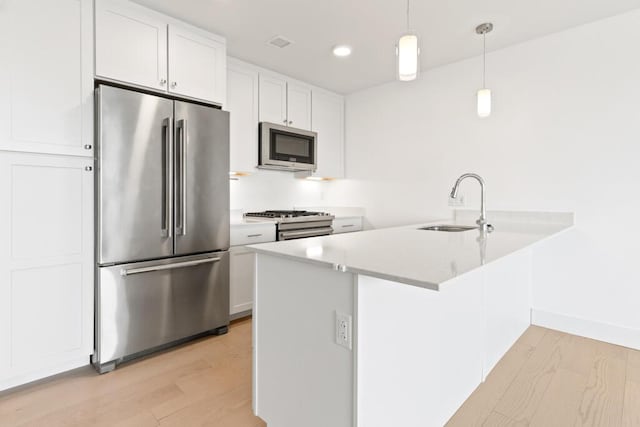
top-left (258, 122), bottom-right (317, 171)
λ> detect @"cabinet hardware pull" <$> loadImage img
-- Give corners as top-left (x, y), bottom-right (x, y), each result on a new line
top-left (283, 119), bottom-right (287, 124)
top-left (160, 78), bottom-right (167, 85)
top-left (341, 224), bottom-right (354, 228)
top-left (288, 121), bottom-right (293, 125)
top-left (84, 144), bottom-right (92, 150)
top-left (171, 81), bottom-right (177, 88)
top-left (247, 234), bottom-right (263, 238)
top-left (85, 166), bottom-right (92, 171)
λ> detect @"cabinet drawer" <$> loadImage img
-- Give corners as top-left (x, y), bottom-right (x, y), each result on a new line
top-left (332, 217), bottom-right (363, 234)
top-left (230, 224), bottom-right (276, 246)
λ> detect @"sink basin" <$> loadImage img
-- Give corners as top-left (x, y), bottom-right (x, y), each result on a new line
top-left (418, 225), bottom-right (477, 232)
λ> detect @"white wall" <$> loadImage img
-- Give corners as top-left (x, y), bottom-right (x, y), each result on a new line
top-left (230, 170), bottom-right (331, 212)
top-left (325, 10), bottom-right (640, 346)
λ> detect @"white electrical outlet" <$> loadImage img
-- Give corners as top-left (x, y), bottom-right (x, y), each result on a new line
top-left (335, 312), bottom-right (352, 350)
top-left (448, 194), bottom-right (465, 207)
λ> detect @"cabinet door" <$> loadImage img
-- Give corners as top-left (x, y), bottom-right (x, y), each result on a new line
top-left (332, 217), bottom-right (362, 234)
top-left (168, 24), bottom-right (226, 105)
top-left (259, 75), bottom-right (288, 125)
top-left (287, 83), bottom-right (312, 130)
top-left (0, 0), bottom-right (94, 157)
top-left (95, 0), bottom-right (168, 92)
top-left (230, 246), bottom-right (255, 316)
top-left (0, 152), bottom-right (93, 390)
top-left (227, 60), bottom-right (259, 173)
top-left (311, 91), bottom-right (344, 178)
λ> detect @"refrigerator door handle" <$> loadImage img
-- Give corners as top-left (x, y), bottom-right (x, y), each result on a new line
top-left (181, 119), bottom-right (188, 236)
top-left (176, 119), bottom-right (188, 236)
top-left (161, 117), bottom-right (173, 238)
top-left (120, 256), bottom-right (221, 276)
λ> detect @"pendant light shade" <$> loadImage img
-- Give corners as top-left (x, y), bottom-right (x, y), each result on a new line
top-left (396, 0), bottom-right (419, 82)
top-left (477, 88), bottom-right (492, 118)
top-left (476, 23), bottom-right (493, 118)
top-left (397, 33), bottom-right (419, 81)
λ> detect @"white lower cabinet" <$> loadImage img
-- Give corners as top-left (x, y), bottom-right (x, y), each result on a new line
top-left (230, 223), bottom-right (276, 317)
top-left (230, 246), bottom-right (256, 316)
top-left (332, 217), bottom-right (363, 234)
top-left (0, 152), bottom-right (94, 391)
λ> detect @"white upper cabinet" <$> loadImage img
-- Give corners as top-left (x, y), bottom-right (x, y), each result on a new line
top-left (311, 90), bottom-right (345, 178)
top-left (95, 0), bottom-right (226, 105)
top-left (0, 0), bottom-right (94, 157)
top-left (259, 75), bottom-right (288, 125)
top-left (259, 75), bottom-right (312, 130)
top-left (287, 84), bottom-right (312, 130)
top-left (168, 24), bottom-right (226, 105)
top-left (95, 0), bottom-right (168, 91)
top-left (228, 59), bottom-right (259, 173)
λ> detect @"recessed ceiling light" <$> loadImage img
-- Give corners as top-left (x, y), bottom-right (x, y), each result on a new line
top-left (332, 45), bottom-right (352, 57)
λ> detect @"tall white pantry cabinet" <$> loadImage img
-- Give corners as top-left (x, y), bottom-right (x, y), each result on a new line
top-left (0, 0), bottom-right (95, 391)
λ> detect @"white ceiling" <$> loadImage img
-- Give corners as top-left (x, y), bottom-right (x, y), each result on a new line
top-left (133, 0), bottom-right (640, 94)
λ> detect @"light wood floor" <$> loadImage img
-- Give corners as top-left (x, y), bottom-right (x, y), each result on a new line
top-left (1, 320), bottom-right (638, 427)
top-left (0, 317), bottom-right (265, 427)
top-left (447, 326), bottom-right (640, 427)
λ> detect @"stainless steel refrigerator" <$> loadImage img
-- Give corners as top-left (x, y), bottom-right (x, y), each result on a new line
top-left (92, 85), bottom-right (230, 373)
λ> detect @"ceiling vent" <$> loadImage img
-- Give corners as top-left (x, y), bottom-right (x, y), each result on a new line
top-left (267, 35), bottom-right (294, 49)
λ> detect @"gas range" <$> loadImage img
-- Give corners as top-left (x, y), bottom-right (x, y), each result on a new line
top-left (244, 210), bottom-right (335, 240)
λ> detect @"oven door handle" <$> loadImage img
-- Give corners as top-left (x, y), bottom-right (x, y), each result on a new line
top-left (279, 227), bottom-right (333, 240)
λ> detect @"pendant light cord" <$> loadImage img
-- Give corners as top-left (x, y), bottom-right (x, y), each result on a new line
top-left (482, 32), bottom-right (486, 88)
top-left (406, 0), bottom-right (410, 31)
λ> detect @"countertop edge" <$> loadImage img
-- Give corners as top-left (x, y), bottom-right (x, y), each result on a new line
top-left (248, 219), bottom-right (574, 291)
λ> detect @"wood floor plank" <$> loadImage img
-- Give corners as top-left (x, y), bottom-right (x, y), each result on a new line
top-left (622, 379), bottom-right (640, 427)
top-left (446, 341), bottom-right (536, 426)
top-left (575, 354), bottom-right (627, 427)
top-left (627, 348), bottom-right (640, 383)
top-left (528, 368), bottom-right (588, 427)
top-left (492, 329), bottom-right (564, 423)
top-left (482, 411), bottom-right (524, 426)
top-left (515, 325), bottom-right (548, 348)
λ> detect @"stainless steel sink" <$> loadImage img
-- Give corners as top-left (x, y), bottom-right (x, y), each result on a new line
top-left (418, 225), bottom-right (477, 232)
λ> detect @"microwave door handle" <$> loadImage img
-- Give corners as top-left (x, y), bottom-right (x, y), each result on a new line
top-left (161, 118), bottom-right (172, 238)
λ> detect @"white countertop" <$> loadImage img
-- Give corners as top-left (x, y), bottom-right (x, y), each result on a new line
top-left (247, 212), bottom-right (573, 291)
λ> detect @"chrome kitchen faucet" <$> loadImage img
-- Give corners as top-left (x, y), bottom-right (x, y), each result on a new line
top-left (450, 173), bottom-right (494, 232)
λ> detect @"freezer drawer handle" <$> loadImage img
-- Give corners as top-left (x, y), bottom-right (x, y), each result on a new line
top-left (120, 257), bottom-right (221, 276)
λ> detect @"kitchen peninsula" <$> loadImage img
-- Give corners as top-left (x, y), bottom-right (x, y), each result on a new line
top-left (249, 212), bottom-right (573, 427)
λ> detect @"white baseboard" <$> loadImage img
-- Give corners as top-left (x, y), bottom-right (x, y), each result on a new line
top-left (532, 309), bottom-right (640, 350)
top-left (0, 356), bottom-right (89, 393)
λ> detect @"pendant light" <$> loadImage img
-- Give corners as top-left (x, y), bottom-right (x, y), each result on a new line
top-left (476, 22), bottom-right (493, 117)
top-left (396, 0), bottom-right (419, 81)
